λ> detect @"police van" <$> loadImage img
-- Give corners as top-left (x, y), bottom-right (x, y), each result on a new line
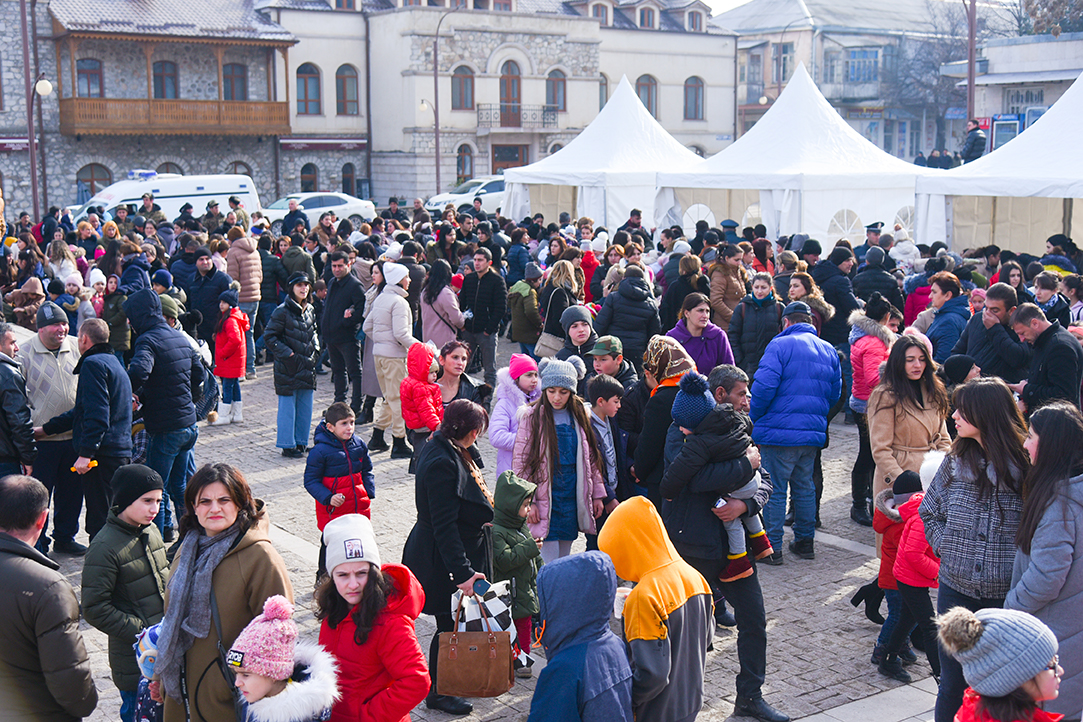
top-left (71, 170), bottom-right (261, 223)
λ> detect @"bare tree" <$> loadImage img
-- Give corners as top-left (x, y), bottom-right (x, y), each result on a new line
top-left (1025, 0), bottom-right (1083, 35)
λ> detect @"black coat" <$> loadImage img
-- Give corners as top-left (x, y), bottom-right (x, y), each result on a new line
top-left (0, 354), bottom-right (35, 465)
top-left (42, 344), bottom-right (132, 459)
top-left (633, 383), bottom-right (679, 498)
top-left (590, 263), bottom-right (611, 301)
top-left (283, 209), bottom-right (310, 233)
top-left (728, 294), bottom-right (784, 379)
top-left (961, 127), bottom-right (986, 163)
top-left (594, 277), bottom-right (661, 357)
top-left (399, 256), bottom-right (427, 321)
top-left (1021, 321), bottom-right (1083, 411)
top-left (538, 284), bottom-right (576, 338)
top-left (951, 313), bottom-right (1032, 385)
top-left (811, 261), bottom-right (862, 346)
top-left (852, 267), bottom-right (904, 310)
top-left (189, 267), bottom-right (233, 343)
top-left (617, 377), bottom-right (651, 458)
top-left (659, 273), bottom-right (710, 333)
top-left (402, 431), bottom-right (494, 616)
top-left (258, 248), bottom-right (288, 303)
top-left (1041, 294), bottom-right (1072, 329)
top-left (321, 272), bottom-right (365, 345)
top-left (264, 296), bottom-right (319, 396)
top-left (460, 269), bottom-right (506, 335)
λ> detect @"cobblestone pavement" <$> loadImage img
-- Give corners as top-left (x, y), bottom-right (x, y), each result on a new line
top-left (57, 337), bottom-right (930, 721)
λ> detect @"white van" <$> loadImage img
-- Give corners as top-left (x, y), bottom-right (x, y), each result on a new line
top-left (72, 170), bottom-right (262, 223)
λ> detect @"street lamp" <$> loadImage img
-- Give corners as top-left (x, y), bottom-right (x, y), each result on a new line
top-left (20, 0), bottom-right (53, 219)
top-left (433, 5), bottom-right (462, 195)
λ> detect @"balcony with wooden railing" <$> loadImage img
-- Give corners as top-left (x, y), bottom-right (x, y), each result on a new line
top-left (58, 98), bottom-right (291, 136)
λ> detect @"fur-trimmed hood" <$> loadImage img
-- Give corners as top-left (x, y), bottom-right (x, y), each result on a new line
top-left (245, 641), bottom-right (340, 722)
top-left (848, 309), bottom-right (896, 347)
top-left (874, 488), bottom-right (902, 523)
top-left (806, 294), bottom-right (834, 323)
top-left (495, 366), bottom-right (539, 410)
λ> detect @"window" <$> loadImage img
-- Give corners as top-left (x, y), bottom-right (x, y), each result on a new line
top-left (157, 162), bottom-right (183, 175)
top-left (342, 163), bottom-right (356, 196)
top-left (639, 7), bottom-right (654, 27)
top-left (823, 52), bottom-right (841, 84)
top-left (336, 0), bottom-right (355, 7)
top-left (402, 0), bottom-right (421, 5)
top-left (1006, 87), bottom-right (1044, 114)
top-left (300, 163), bottom-right (318, 192)
top-left (688, 11), bottom-right (702, 30)
top-left (77, 58), bottom-right (103, 98)
top-left (599, 74), bottom-right (608, 110)
top-left (636, 74), bottom-right (657, 117)
top-left (336, 65), bottom-right (359, 115)
top-left (297, 63), bottom-right (321, 115)
top-left (494, 0), bottom-right (512, 10)
top-left (499, 61), bottom-right (521, 127)
top-left (592, 4), bottom-right (608, 24)
top-left (153, 61), bottom-right (178, 99)
top-left (227, 161), bottom-right (253, 176)
top-left (847, 48), bottom-right (879, 83)
top-left (684, 76), bottom-right (704, 120)
top-left (223, 63), bottom-right (247, 101)
top-left (546, 70), bottom-right (566, 112)
top-left (549, 143), bottom-right (562, 154)
top-left (456, 145), bottom-right (473, 185)
top-left (771, 42), bottom-right (794, 84)
top-left (452, 66), bottom-right (474, 110)
top-left (77, 163), bottom-right (112, 195)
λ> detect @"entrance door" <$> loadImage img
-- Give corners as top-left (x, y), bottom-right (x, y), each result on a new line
top-left (500, 61), bottom-right (521, 128)
top-left (492, 145), bottom-right (528, 174)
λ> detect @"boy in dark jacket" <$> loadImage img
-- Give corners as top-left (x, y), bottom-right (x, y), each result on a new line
top-left (492, 470), bottom-right (543, 678)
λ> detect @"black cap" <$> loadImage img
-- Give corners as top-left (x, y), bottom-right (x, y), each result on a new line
top-left (193, 246), bottom-right (212, 260)
top-left (782, 301), bottom-right (811, 318)
top-left (287, 271), bottom-right (312, 287)
top-left (111, 464), bottom-right (164, 512)
top-left (801, 239), bottom-right (822, 257)
top-left (865, 221), bottom-right (884, 232)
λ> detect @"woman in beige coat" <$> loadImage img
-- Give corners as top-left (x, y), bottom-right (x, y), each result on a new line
top-left (708, 245), bottom-right (748, 331)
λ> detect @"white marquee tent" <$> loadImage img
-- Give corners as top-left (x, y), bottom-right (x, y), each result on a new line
top-left (502, 76), bottom-right (702, 228)
top-left (914, 72), bottom-right (1083, 256)
top-left (654, 64), bottom-right (929, 243)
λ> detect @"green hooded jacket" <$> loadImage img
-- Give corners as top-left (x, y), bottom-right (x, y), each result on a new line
top-left (492, 471), bottom-right (543, 619)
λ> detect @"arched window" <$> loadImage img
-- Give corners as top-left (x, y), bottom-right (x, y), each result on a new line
top-left (549, 143), bottom-right (563, 154)
top-left (336, 65), bottom-right (358, 116)
top-left (683, 76), bottom-right (704, 120)
top-left (223, 63), bottom-right (247, 101)
top-left (77, 59), bottom-right (103, 98)
top-left (688, 11), bottom-right (702, 31)
top-left (342, 162), bottom-right (356, 196)
top-left (157, 162), bottom-right (183, 175)
top-left (636, 74), bottom-right (657, 117)
top-left (452, 66), bottom-right (474, 110)
top-left (301, 163), bottom-right (318, 192)
top-left (456, 145), bottom-right (473, 185)
top-left (77, 163), bottom-right (112, 195)
top-left (546, 70), bottom-right (566, 112)
top-left (499, 61), bottom-right (521, 127)
top-left (153, 61), bottom-right (178, 99)
top-left (592, 4), bottom-right (608, 24)
top-left (297, 63), bottom-right (321, 115)
top-left (599, 74), bottom-right (608, 111)
top-left (227, 161), bottom-right (253, 176)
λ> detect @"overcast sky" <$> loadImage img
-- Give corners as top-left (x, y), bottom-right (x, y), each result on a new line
top-left (705, 0), bottom-right (751, 16)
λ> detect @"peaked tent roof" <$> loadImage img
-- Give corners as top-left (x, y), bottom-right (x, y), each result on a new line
top-left (658, 63), bottom-right (927, 190)
top-left (503, 76), bottom-right (702, 188)
top-left (917, 72), bottom-right (1083, 198)
top-left (710, 0), bottom-right (940, 36)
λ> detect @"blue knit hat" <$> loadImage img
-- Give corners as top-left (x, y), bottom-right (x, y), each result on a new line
top-left (671, 372), bottom-right (715, 431)
top-left (152, 269), bottom-right (173, 288)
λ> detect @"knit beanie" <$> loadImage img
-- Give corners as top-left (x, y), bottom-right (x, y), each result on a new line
top-left (111, 464), bottom-right (165, 512)
top-left (37, 300), bottom-right (67, 328)
top-left (88, 268), bottom-right (107, 288)
top-left (508, 353), bottom-right (537, 381)
top-left (219, 288), bottom-right (240, 307)
top-left (152, 269), bottom-right (173, 288)
top-left (892, 470), bottom-right (922, 506)
top-left (47, 278), bottom-right (66, 295)
top-left (227, 595), bottom-right (297, 681)
top-left (866, 246), bottom-right (886, 268)
top-left (227, 226), bottom-right (246, 242)
top-left (65, 273), bottom-right (84, 288)
top-left (134, 621), bottom-right (162, 679)
top-left (800, 239), bottom-right (822, 257)
top-left (828, 246), bottom-right (854, 266)
top-left (937, 607), bottom-right (1058, 697)
top-left (382, 262), bottom-right (409, 287)
top-left (970, 288), bottom-right (986, 303)
top-left (560, 304), bottom-right (593, 335)
top-left (159, 294), bottom-right (180, 319)
top-left (942, 354), bottom-right (977, 386)
top-left (671, 372), bottom-right (715, 431)
top-left (322, 513), bottom-right (382, 574)
top-left (539, 356), bottom-right (585, 393)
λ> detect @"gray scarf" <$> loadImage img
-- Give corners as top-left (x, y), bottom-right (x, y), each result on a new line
top-left (155, 521), bottom-right (242, 701)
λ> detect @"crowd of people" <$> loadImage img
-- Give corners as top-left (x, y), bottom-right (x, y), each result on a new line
top-left (2, 193), bottom-right (1083, 722)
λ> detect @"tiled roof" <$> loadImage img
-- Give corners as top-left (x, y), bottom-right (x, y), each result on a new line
top-left (51, 0), bottom-right (296, 42)
top-left (710, 0), bottom-right (948, 35)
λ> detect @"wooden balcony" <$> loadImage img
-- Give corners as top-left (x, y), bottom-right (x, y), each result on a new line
top-left (59, 98), bottom-right (291, 136)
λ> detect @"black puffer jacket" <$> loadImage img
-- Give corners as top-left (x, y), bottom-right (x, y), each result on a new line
top-left (259, 248), bottom-right (288, 303)
top-left (264, 296), bottom-right (319, 395)
top-left (460, 269), bottom-right (507, 335)
top-left (659, 273), bottom-right (710, 333)
top-left (633, 383), bottom-right (678, 501)
top-left (125, 289), bottom-right (204, 434)
top-left (594, 277), bottom-right (661, 357)
top-left (0, 353), bottom-right (35, 464)
top-left (539, 284), bottom-right (576, 338)
top-left (811, 261), bottom-right (862, 346)
top-left (728, 294), bottom-right (783, 379)
top-left (852, 266), bottom-right (904, 310)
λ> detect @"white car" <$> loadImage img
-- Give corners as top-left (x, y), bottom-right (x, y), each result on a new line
top-left (423, 176), bottom-right (506, 218)
top-left (264, 192), bottom-right (376, 236)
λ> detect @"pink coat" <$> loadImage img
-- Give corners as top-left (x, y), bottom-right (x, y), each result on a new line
top-left (511, 407), bottom-right (606, 539)
top-left (849, 311), bottom-right (896, 403)
top-left (420, 285), bottom-right (465, 353)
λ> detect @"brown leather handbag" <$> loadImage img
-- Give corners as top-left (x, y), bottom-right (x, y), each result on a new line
top-left (436, 593), bottom-right (514, 698)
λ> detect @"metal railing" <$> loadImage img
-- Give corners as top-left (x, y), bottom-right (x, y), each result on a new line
top-left (477, 103), bottom-right (558, 129)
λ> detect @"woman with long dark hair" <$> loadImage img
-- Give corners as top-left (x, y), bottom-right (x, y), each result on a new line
top-left (435, 339), bottom-right (480, 405)
top-left (356, 260), bottom-right (384, 423)
top-left (420, 259), bottom-right (464, 351)
top-left (788, 272), bottom-right (835, 336)
top-left (919, 377), bottom-right (1029, 722)
top-left (708, 244), bottom-right (748, 331)
top-left (1005, 401), bottom-right (1083, 719)
top-left (999, 260), bottom-right (1034, 307)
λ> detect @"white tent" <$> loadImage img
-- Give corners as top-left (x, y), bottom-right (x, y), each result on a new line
top-left (654, 64), bottom-right (929, 243)
top-left (503, 76), bottom-right (702, 228)
top-left (914, 73), bottom-right (1083, 256)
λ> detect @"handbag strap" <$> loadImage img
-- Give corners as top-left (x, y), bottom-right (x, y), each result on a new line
top-left (450, 589), bottom-right (497, 636)
top-left (209, 587), bottom-right (234, 682)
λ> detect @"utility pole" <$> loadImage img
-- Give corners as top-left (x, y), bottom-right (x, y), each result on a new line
top-left (433, 5), bottom-right (462, 195)
top-left (965, 0), bottom-right (977, 120)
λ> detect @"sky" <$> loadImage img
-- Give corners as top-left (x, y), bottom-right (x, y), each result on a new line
top-left (705, 0), bottom-right (751, 16)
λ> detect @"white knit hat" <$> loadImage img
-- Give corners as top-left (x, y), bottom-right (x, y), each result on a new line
top-left (382, 262), bottom-right (409, 287)
top-left (322, 514), bottom-right (381, 573)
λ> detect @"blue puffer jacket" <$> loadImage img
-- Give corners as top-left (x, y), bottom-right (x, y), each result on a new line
top-left (42, 343), bottom-right (133, 458)
top-left (303, 422), bottom-right (375, 530)
top-left (926, 294), bottom-right (971, 363)
top-left (750, 323), bottom-right (841, 447)
top-left (118, 253), bottom-right (152, 296)
top-left (125, 289), bottom-right (205, 434)
top-left (506, 243), bottom-right (530, 287)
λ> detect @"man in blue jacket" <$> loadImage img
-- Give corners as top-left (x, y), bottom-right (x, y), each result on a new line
top-left (751, 301), bottom-right (841, 562)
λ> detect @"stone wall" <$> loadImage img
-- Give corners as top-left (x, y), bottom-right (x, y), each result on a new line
top-left (279, 146), bottom-right (370, 198)
top-left (411, 29), bottom-right (599, 78)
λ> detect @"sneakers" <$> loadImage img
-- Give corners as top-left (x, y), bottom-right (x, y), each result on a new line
top-left (788, 537), bottom-right (815, 560)
top-left (282, 447), bottom-right (304, 459)
top-left (748, 530), bottom-right (774, 560)
top-left (898, 644), bottom-right (918, 665)
top-left (870, 644), bottom-right (885, 666)
top-left (720, 553), bottom-right (754, 582)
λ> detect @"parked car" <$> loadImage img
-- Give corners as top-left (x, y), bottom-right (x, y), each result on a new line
top-left (72, 171), bottom-right (262, 224)
top-left (264, 192), bottom-right (377, 236)
top-left (423, 176), bottom-right (505, 217)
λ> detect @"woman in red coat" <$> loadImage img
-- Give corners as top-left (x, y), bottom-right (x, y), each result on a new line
top-left (318, 514), bottom-right (430, 722)
top-left (213, 286), bottom-right (249, 425)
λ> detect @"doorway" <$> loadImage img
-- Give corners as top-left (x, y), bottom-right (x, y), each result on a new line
top-left (492, 145), bottom-right (528, 174)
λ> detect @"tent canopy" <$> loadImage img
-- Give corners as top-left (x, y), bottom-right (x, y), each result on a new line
top-left (502, 76), bottom-right (701, 226)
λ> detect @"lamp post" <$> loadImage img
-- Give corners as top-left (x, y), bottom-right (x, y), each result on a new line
top-left (20, 0), bottom-right (52, 219)
top-left (433, 5), bottom-right (462, 195)
top-left (963, 0), bottom-right (977, 120)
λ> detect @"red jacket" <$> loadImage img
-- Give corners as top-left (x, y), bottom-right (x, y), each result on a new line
top-left (872, 489), bottom-right (904, 590)
top-left (213, 307), bottom-right (249, 379)
top-left (955, 687), bottom-right (1062, 722)
top-left (319, 564), bottom-right (431, 722)
top-left (400, 343), bottom-right (443, 433)
top-left (893, 493), bottom-right (939, 588)
top-left (581, 250), bottom-right (600, 304)
top-left (904, 285), bottom-right (932, 327)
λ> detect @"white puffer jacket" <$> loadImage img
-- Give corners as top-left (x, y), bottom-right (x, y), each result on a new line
top-left (363, 284), bottom-right (418, 358)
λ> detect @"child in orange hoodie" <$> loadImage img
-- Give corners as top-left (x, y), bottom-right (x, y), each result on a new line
top-left (400, 342), bottom-right (442, 472)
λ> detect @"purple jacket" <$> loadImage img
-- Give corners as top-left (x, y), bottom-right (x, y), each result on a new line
top-left (666, 319), bottom-right (735, 374)
top-left (488, 366), bottom-right (540, 477)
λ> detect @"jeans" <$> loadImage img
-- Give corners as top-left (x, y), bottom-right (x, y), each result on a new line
top-left (221, 377), bottom-right (241, 404)
top-left (462, 329), bottom-right (498, 387)
top-left (852, 413), bottom-right (874, 505)
top-left (83, 455), bottom-right (128, 541)
top-left (835, 342), bottom-right (853, 417)
top-left (935, 582), bottom-right (1004, 722)
top-left (114, 350), bottom-right (127, 367)
top-left (120, 689), bottom-right (137, 722)
top-left (33, 439), bottom-right (82, 548)
top-left (328, 340), bottom-right (363, 410)
top-left (686, 555), bottom-right (768, 700)
top-left (239, 302), bottom-right (258, 374)
top-left (890, 582), bottom-right (940, 676)
top-left (254, 301), bottom-right (278, 353)
top-left (277, 390), bottom-right (314, 449)
top-left (518, 342), bottom-right (538, 361)
top-left (760, 445), bottom-right (817, 549)
top-left (876, 589), bottom-right (910, 648)
top-left (147, 425), bottom-right (199, 532)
